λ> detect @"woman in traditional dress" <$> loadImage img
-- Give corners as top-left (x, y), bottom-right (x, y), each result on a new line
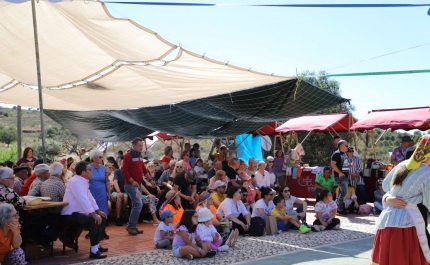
top-left (371, 135), bottom-right (430, 265)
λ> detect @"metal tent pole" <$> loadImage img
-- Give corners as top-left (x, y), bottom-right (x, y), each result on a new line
top-left (16, 105), bottom-right (22, 161)
top-left (31, 0), bottom-right (47, 161)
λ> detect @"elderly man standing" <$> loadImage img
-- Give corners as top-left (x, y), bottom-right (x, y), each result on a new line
top-left (61, 161), bottom-right (108, 259)
top-left (123, 137), bottom-right (150, 236)
top-left (28, 164), bottom-right (50, 196)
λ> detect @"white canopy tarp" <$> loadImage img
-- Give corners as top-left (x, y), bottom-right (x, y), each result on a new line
top-left (0, 0), bottom-right (291, 111)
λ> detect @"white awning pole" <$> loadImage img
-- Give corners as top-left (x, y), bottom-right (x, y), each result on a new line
top-left (31, 0), bottom-right (47, 161)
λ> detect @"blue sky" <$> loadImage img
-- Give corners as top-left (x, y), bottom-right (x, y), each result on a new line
top-left (2, 0), bottom-right (429, 121)
top-left (102, 0), bottom-right (430, 119)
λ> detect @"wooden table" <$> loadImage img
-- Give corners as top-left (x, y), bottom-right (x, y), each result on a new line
top-left (23, 201), bottom-right (68, 211)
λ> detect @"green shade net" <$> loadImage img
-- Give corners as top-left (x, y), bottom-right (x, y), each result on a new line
top-left (44, 79), bottom-right (349, 141)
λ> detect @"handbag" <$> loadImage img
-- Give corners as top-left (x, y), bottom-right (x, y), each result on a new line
top-left (265, 216), bottom-right (278, 235)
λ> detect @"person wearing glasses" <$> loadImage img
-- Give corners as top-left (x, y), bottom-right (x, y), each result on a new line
top-left (211, 180), bottom-right (227, 208)
top-left (265, 156), bottom-right (279, 189)
top-left (217, 186), bottom-right (251, 235)
top-left (0, 203), bottom-right (25, 265)
top-left (374, 178), bottom-right (384, 214)
top-left (173, 170), bottom-right (199, 210)
top-left (278, 185), bottom-right (308, 225)
top-left (88, 150), bottom-right (110, 240)
top-left (0, 168), bottom-right (26, 209)
top-left (330, 140), bottom-right (350, 215)
top-left (251, 187), bottom-right (275, 221)
top-left (180, 151), bottom-right (192, 171)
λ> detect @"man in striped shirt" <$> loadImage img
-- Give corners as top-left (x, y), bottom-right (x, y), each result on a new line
top-left (346, 147), bottom-right (366, 204)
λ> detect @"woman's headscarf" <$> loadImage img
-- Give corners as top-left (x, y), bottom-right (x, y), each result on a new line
top-left (405, 135), bottom-right (430, 171)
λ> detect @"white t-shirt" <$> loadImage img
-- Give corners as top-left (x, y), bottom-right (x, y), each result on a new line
top-left (65, 170), bottom-right (73, 182)
top-left (254, 170), bottom-right (271, 188)
top-left (217, 198), bottom-right (249, 218)
top-left (196, 223), bottom-right (218, 242)
top-left (251, 199), bottom-right (275, 218)
top-left (284, 195), bottom-right (297, 212)
top-left (267, 171), bottom-right (276, 185)
top-left (154, 222), bottom-right (173, 245)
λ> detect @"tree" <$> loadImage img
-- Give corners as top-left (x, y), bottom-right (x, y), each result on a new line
top-left (291, 70), bottom-right (355, 166)
top-left (0, 125), bottom-right (18, 147)
top-left (34, 140), bottom-right (62, 161)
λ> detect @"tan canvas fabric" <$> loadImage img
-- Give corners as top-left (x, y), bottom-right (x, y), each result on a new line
top-left (0, 1), bottom-right (291, 111)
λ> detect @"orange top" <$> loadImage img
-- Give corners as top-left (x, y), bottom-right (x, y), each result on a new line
top-left (197, 205), bottom-right (217, 221)
top-left (214, 153), bottom-right (225, 162)
top-left (0, 226), bottom-right (20, 262)
top-left (166, 204), bottom-right (184, 227)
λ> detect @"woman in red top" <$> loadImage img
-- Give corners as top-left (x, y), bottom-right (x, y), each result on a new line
top-left (162, 146), bottom-right (174, 171)
top-left (0, 203), bottom-right (25, 265)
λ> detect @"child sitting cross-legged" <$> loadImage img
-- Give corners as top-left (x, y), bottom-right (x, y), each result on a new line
top-left (172, 209), bottom-right (217, 260)
top-left (195, 208), bottom-right (229, 252)
top-left (154, 210), bottom-right (175, 249)
top-left (271, 196), bottom-right (311, 234)
top-left (312, 190), bottom-right (341, 232)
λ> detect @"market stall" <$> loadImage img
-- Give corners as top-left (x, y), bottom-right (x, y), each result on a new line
top-left (351, 106), bottom-right (430, 202)
top-left (275, 112), bottom-right (357, 200)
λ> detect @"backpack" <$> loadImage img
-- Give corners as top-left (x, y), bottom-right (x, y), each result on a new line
top-left (358, 204), bottom-right (372, 214)
top-left (249, 217), bottom-right (265, 236)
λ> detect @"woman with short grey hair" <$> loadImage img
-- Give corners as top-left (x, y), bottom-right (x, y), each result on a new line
top-left (0, 203), bottom-right (25, 264)
top-left (0, 168), bottom-right (26, 209)
top-left (88, 150), bottom-right (109, 240)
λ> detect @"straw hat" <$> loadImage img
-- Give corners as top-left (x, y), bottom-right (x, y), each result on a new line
top-left (199, 191), bottom-right (212, 203)
top-left (165, 190), bottom-right (181, 203)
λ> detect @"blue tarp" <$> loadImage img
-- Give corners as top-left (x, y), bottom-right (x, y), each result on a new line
top-left (236, 134), bottom-right (263, 165)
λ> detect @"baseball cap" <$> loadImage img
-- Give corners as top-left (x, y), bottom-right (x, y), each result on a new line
top-left (213, 180), bottom-right (226, 189)
top-left (160, 209), bottom-right (176, 220)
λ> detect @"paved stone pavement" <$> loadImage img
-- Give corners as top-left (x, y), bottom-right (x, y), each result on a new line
top-left (73, 215), bottom-right (377, 265)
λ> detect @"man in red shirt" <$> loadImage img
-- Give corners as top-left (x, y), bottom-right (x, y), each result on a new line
top-left (122, 138), bottom-right (150, 236)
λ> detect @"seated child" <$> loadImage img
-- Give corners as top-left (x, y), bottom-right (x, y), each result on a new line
top-left (312, 190), bottom-right (341, 231)
top-left (271, 196), bottom-right (310, 234)
top-left (154, 210), bottom-right (175, 249)
top-left (336, 184), bottom-right (359, 214)
top-left (195, 208), bottom-right (229, 252)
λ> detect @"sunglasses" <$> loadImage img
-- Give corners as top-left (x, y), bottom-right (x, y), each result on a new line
top-left (268, 161), bottom-right (274, 163)
top-left (176, 166), bottom-right (182, 169)
top-left (219, 186), bottom-right (226, 189)
top-left (242, 193), bottom-right (248, 196)
top-left (283, 190), bottom-right (290, 193)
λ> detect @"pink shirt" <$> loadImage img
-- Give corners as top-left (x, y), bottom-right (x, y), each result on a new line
top-left (61, 175), bottom-right (99, 215)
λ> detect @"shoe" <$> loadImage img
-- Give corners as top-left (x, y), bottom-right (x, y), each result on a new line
top-left (89, 250), bottom-right (107, 259)
top-left (298, 224), bottom-right (311, 234)
top-left (218, 245), bottom-right (229, 252)
top-left (115, 218), bottom-right (123, 226)
top-left (85, 232), bottom-right (90, 239)
top-left (333, 224), bottom-right (341, 230)
top-left (225, 231), bottom-right (235, 247)
top-left (59, 236), bottom-right (75, 249)
top-left (126, 227), bottom-right (138, 236)
top-left (277, 230), bottom-right (283, 235)
top-left (312, 225), bottom-right (320, 232)
top-left (135, 228), bottom-right (144, 234)
top-left (205, 250), bottom-right (217, 258)
top-left (103, 233), bottom-right (109, 240)
top-left (98, 246), bottom-right (109, 252)
top-left (142, 219), bottom-right (153, 223)
top-left (183, 254), bottom-right (193, 260)
top-left (337, 210), bottom-right (348, 216)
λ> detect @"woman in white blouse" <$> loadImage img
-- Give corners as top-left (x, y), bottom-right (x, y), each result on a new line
top-left (216, 186), bottom-right (251, 235)
top-left (251, 187), bottom-right (275, 221)
top-left (254, 161), bottom-right (270, 188)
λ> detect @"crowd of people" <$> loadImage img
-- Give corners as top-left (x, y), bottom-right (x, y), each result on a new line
top-left (0, 134), bottom-right (423, 263)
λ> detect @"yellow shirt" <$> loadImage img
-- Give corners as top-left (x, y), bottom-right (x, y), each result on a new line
top-left (271, 207), bottom-right (287, 218)
top-left (212, 193), bottom-right (227, 206)
top-left (336, 186), bottom-right (355, 199)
